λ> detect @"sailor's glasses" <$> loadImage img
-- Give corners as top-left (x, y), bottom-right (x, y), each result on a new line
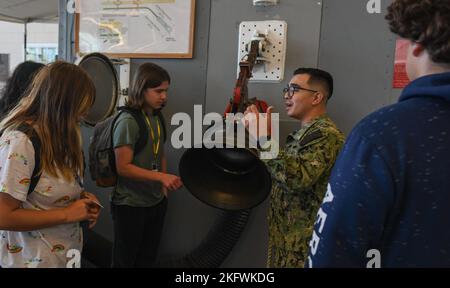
top-left (283, 84), bottom-right (318, 99)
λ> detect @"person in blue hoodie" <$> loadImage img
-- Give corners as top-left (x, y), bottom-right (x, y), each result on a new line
top-left (306, 0), bottom-right (450, 267)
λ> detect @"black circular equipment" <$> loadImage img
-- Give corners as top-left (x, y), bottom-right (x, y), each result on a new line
top-left (179, 147), bottom-right (272, 211)
top-left (78, 53), bottom-right (119, 126)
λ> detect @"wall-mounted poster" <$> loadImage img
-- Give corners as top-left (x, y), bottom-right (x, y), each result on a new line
top-left (393, 39), bottom-right (410, 89)
top-left (75, 0), bottom-right (196, 59)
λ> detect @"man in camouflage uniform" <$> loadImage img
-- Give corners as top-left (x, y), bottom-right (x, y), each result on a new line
top-left (246, 68), bottom-right (344, 267)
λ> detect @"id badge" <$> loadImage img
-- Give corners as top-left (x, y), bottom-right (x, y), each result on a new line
top-left (152, 161), bottom-right (159, 172)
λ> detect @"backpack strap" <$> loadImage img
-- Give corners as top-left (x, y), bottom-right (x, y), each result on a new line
top-left (0, 124), bottom-right (42, 195)
top-left (116, 106), bottom-right (167, 154)
top-left (17, 124), bottom-right (42, 195)
top-left (117, 106), bottom-right (148, 155)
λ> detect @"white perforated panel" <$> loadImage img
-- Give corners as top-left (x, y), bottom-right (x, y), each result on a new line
top-left (237, 20), bottom-right (287, 83)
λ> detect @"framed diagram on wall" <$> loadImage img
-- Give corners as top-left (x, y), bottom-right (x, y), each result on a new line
top-left (75, 0), bottom-right (196, 59)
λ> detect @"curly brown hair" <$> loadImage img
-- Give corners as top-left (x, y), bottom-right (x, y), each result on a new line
top-left (386, 0), bottom-right (450, 64)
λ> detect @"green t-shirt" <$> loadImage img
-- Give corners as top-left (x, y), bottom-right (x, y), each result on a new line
top-left (112, 111), bottom-right (164, 207)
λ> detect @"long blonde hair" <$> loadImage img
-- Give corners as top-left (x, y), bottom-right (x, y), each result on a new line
top-left (0, 61), bottom-right (95, 181)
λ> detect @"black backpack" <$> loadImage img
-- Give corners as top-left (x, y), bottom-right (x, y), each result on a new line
top-left (0, 123), bottom-right (42, 195)
top-left (89, 106), bottom-right (166, 187)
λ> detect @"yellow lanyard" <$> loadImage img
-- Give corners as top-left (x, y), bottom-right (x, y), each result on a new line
top-left (142, 111), bottom-right (161, 159)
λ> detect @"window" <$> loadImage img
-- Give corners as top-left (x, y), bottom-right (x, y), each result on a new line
top-left (26, 44), bottom-right (58, 64)
top-left (25, 22), bottom-right (59, 64)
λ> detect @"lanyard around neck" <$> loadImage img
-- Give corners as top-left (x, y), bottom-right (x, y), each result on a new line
top-left (142, 110), bottom-right (161, 159)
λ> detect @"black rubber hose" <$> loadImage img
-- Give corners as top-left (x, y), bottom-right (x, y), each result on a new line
top-left (82, 209), bottom-right (251, 268)
top-left (157, 209), bottom-right (251, 268)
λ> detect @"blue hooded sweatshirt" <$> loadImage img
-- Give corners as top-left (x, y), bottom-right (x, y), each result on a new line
top-left (307, 72), bottom-right (450, 267)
